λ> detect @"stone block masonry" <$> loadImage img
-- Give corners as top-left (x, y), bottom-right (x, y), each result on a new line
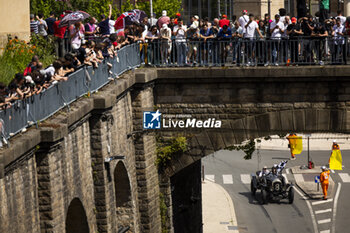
top-left (1, 67), bottom-right (350, 233)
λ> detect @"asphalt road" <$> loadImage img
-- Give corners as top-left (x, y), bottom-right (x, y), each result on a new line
top-left (202, 149), bottom-right (350, 233)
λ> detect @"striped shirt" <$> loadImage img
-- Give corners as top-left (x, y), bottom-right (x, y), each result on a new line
top-left (30, 20), bottom-right (39, 34)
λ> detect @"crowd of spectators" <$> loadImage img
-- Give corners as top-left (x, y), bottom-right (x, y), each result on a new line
top-left (2, 6), bottom-right (350, 109)
top-left (141, 8), bottom-right (350, 66)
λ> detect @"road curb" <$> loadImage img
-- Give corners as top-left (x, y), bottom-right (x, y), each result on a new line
top-left (291, 166), bottom-right (335, 200)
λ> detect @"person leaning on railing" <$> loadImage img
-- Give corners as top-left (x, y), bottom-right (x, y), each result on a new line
top-left (53, 14), bottom-right (67, 58)
top-left (231, 21), bottom-right (243, 65)
top-left (159, 24), bottom-right (172, 65)
top-left (270, 14), bottom-right (285, 66)
top-left (145, 25), bottom-right (160, 65)
top-left (311, 22), bottom-right (328, 65)
top-left (243, 14), bottom-right (263, 66)
top-left (173, 18), bottom-right (188, 66)
top-left (332, 18), bottom-right (347, 64)
top-left (199, 23), bottom-right (214, 66)
top-left (217, 25), bottom-right (232, 65)
top-left (286, 17), bottom-right (303, 65)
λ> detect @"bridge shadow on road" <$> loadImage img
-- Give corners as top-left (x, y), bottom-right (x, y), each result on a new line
top-left (239, 192), bottom-right (295, 205)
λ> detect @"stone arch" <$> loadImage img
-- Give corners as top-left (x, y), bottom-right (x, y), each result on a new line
top-left (160, 108), bottom-right (350, 177)
top-left (66, 198), bottom-right (90, 233)
top-left (114, 161), bottom-right (134, 229)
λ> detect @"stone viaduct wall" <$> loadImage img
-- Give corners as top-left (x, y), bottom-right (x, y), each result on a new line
top-left (1, 66), bottom-right (350, 233)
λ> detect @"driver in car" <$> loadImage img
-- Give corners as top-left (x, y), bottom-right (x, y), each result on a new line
top-left (271, 164), bottom-right (278, 176)
top-left (259, 166), bottom-right (269, 177)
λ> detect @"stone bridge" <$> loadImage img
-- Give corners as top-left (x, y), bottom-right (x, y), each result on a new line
top-left (1, 66), bottom-right (350, 233)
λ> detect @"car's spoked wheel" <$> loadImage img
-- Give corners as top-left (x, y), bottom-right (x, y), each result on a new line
top-left (251, 179), bottom-right (256, 196)
top-left (288, 187), bottom-right (294, 204)
top-left (261, 189), bottom-right (268, 205)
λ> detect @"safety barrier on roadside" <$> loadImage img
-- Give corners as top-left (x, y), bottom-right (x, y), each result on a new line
top-left (0, 43), bottom-right (141, 141)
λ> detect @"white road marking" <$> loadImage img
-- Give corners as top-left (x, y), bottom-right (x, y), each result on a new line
top-left (338, 173), bottom-right (350, 183)
top-left (222, 175), bottom-right (233, 184)
top-left (315, 208), bottom-right (332, 214)
top-left (205, 175), bottom-right (215, 182)
top-left (294, 174), bottom-right (304, 182)
top-left (317, 218), bottom-right (331, 224)
top-left (286, 168), bottom-right (290, 174)
top-left (330, 169), bottom-right (335, 174)
top-left (294, 187), bottom-right (319, 233)
top-left (312, 199), bottom-right (333, 206)
top-left (240, 174), bottom-right (251, 184)
top-left (332, 183), bottom-right (342, 233)
top-left (282, 174), bottom-right (289, 183)
top-left (320, 229), bottom-right (330, 233)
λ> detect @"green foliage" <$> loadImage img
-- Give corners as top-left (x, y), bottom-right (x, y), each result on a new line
top-left (159, 193), bottom-right (169, 233)
top-left (156, 136), bottom-right (188, 168)
top-left (30, 0), bottom-right (181, 20)
top-left (121, 0), bottom-right (135, 13)
top-left (137, 0), bottom-right (182, 18)
top-left (0, 35), bottom-right (55, 85)
top-left (226, 139), bottom-right (256, 160)
top-left (30, 0), bottom-right (118, 19)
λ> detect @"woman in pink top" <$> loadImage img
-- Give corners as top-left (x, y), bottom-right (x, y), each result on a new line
top-left (70, 21), bottom-right (85, 50)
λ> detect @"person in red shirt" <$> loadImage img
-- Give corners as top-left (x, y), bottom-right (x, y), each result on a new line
top-left (219, 15), bottom-right (230, 28)
top-left (174, 13), bottom-right (181, 25)
top-left (53, 14), bottom-right (67, 57)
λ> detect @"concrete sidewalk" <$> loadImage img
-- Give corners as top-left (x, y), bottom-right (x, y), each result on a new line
top-left (202, 179), bottom-right (239, 233)
top-left (257, 133), bottom-right (350, 151)
top-left (291, 166), bottom-right (335, 199)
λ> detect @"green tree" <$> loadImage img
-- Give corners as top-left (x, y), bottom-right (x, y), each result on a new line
top-left (30, 0), bottom-right (118, 19)
top-left (137, 0), bottom-right (182, 18)
top-left (121, 0), bottom-right (134, 13)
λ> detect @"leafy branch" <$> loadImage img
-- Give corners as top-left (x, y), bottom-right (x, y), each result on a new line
top-left (225, 139), bottom-right (256, 160)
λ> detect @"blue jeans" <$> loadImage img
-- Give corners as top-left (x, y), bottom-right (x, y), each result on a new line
top-left (176, 41), bottom-right (187, 65)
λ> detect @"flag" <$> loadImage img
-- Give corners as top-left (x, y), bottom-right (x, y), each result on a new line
top-left (329, 149), bottom-right (343, 170)
top-left (288, 136), bottom-right (303, 155)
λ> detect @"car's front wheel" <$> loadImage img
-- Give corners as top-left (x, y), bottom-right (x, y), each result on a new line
top-left (251, 178), bottom-right (257, 196)
top-left (261, 189), bottom-right (268, 204)
top-left (288, 187), bottom-right (294, 204)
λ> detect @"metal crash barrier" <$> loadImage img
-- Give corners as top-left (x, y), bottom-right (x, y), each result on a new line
top-left (0, 43), bottom-right (141, 141)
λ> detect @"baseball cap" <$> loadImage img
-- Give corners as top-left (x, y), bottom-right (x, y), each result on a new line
top-left (194, 15), bottom-right (199, 20)
top-left (291, 17), bottom-right (297, 23)
top-left (162, 10), bottom-right (167, 17)
top-left (222, 14), bottom-right (227, 18)
top-left (176, 13), bottom-right (181, 17)
top-left (321, 166), bottom-right (327, 170)
top-left (243, 10), bottom-right (248, 14)
top-left (162, 24), bottom-right (168, 29)
top-left (60, 14), bottom-right (65, 19)
top-left (25, 76), bottom-right (34, 84)
top-left (333, 140), bottom-right (337, 143)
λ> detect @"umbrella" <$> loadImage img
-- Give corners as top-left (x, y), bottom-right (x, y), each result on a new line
top-left (157, 16), bottom-right (170, 29)
top-left (114, 9), bottom-right (147, 32)
top-left (59, 11), bottom-right (90, 27)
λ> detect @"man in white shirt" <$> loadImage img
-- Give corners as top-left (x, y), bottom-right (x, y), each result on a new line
top-left (243, 14), bottom-right (263, 66)
top-left (336, 10), bottom-right (346, 25)
top-left (109, 16), bottom-right (115, 34)
top-left (160, 24), bottom-right (172, 64)
top-left (244, 14), bottom-right (263, 39)
top-left (332, 18), bottom-right (346, 64)
top-left (270, 14), bottom-right (285, 65)
top-left (173, 18), bottom-right (187, 65)
top-left (239, 10), bottom-right (249, 29)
